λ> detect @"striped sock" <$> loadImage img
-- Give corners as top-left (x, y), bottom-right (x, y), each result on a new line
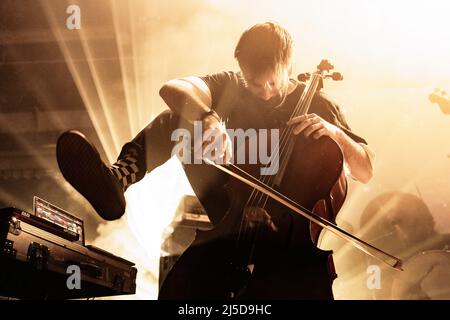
top-left (110, 150), bottom-right (140, 191)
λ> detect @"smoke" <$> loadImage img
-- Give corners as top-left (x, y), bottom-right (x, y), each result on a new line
top-left (27, 0), bottom-right (450, 299)
top-left (90, 217), bottom-right (157, 299)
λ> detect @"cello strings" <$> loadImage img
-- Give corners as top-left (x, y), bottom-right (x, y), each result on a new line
top-left (235, 74), bottom-right (321, 255)
top-left (248, 74), bottom-right (320, 211)
top-left (237, 75), bottom-right (319, 241)
top-left (243, 79), bottom-right (309, 207)
top-left (257, 74), bottom-right (321, 208)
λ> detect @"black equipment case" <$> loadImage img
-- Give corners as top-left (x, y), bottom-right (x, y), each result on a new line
top-left (0, 207), bottom-right (137, 299)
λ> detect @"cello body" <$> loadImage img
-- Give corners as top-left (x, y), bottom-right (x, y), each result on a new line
top-left (158, 130), bottom-right (346, 299)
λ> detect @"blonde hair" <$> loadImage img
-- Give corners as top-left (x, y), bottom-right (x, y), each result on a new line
top-left (235, 22), bottom-right (293, 90)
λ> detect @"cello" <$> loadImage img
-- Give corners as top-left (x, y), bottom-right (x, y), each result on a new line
top-left (159, 60), bottom-right (401, 299)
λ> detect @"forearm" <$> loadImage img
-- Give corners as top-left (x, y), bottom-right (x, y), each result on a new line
top-left (159, 81), bottom-right (211, 123)
top-left (334, 129), bottom-right (374, 184)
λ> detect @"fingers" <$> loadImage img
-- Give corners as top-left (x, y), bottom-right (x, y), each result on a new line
top-left (202, 129), bottom-right (219, 159)
top-left (312, 128), bottom-right (327, 140)
top-left (302, 121), bottom-right (324, 138)
top-left (210, 132), bottom-right (232, 164)
top-left (287, 113), bottom-right (332, 139)
top-left (292, 116), bottom-right (322, 136)
top-left (286, 113), bottom-right (316, 126)
top-left (223, 133), bottom-right (233, 164)
top-left (201, 126), bottom-right (232, 164)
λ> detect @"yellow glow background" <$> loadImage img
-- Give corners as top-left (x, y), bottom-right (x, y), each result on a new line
top-left (36, 0), bottom-right (450, 298)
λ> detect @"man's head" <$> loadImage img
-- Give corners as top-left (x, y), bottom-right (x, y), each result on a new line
top-left (235, 22), bottom-right (293, 101)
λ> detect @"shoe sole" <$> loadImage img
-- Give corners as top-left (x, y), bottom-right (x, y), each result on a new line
top-left (56, 130), bottom-right (125, 220)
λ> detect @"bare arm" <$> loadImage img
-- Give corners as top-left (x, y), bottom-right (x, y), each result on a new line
top-left (287, 113), bottom-right (375, 184)
top-left (334, 130), bottom-right (374, 183)
top-left (159, 76), bottom-right (213, 123)
top-left (159, 76), bottom-right (232, 163)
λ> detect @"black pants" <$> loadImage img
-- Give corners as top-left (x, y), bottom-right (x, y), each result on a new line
top-left (117, 109), bottom-right (184, 182)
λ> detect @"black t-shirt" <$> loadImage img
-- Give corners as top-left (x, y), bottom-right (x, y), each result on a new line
top-left (185, 71), bottom-right (368, 226)
top-left (200, 71), bottom-right (367, 145)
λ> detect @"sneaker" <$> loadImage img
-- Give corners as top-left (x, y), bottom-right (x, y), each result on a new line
top-left (56, 130), bottom-right (126, 221)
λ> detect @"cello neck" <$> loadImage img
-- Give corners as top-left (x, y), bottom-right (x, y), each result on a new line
top-left (292, 72), bottom-right (323, 118)
top-left (271, 73), bottom-right (323, 185)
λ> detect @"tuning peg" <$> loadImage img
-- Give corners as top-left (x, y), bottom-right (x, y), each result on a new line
top-left (441, 90), bottom-right (447, 96)
top-left (297, 73), bottom-right (310, 82)
top-left (317, 60), bottom-right (334, 71)
top-left (332, 72), bottom-right (343, 81)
